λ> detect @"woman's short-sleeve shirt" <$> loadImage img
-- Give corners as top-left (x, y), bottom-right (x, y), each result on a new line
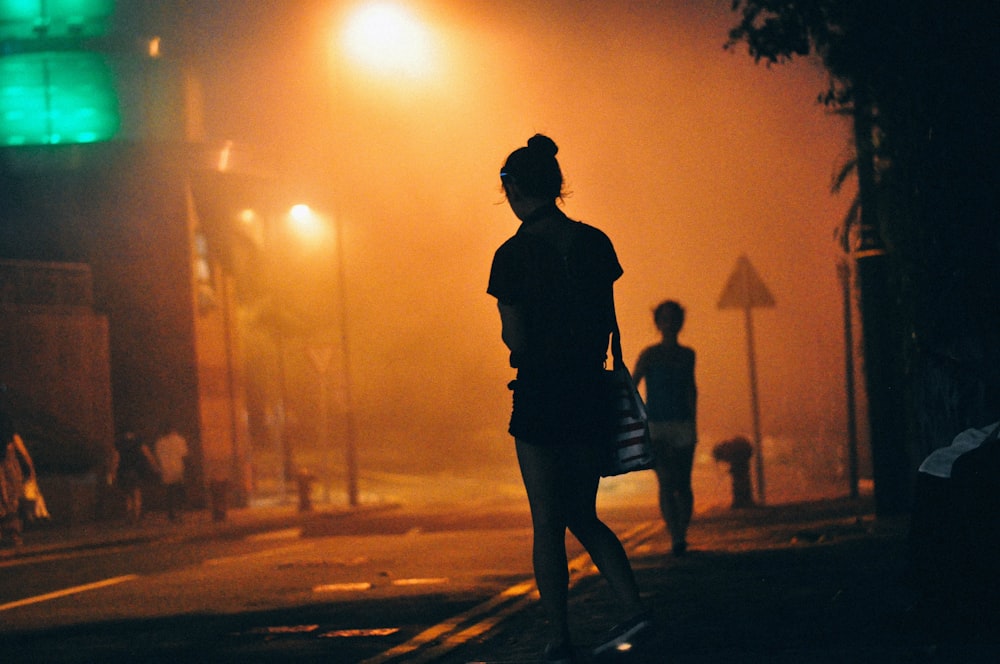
top-left (488, 220), bottom-right (622, 373)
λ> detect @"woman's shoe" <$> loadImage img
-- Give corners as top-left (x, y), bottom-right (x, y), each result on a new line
top-left (592, 610), bottom-right (655, 657)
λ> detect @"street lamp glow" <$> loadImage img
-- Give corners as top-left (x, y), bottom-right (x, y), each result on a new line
top-left (341, 2), bottom-right (435, 79)
top-left (288, 204), bottom-right (328, 243)
top-left (237, 208), bottom-right (264, 246)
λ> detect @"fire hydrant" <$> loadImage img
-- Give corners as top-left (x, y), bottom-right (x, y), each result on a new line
top-left (295, 468), bottom-right (315, 513)
top-left (713, 436), bottom-right (755, 509)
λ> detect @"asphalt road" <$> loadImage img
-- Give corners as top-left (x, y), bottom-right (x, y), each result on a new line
top-left (0, 502), bottom-right (659, 663)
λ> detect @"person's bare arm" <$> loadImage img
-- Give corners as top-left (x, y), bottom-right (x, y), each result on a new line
top-left (498, 302), bottom-right (526, 353)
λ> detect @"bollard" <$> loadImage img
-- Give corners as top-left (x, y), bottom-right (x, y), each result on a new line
top-left (712, 436), bottom-right (755, 509)
top-left (209, 480), bottom-right (228, 522)
top-left (295, 468), bottom-right (315, 513)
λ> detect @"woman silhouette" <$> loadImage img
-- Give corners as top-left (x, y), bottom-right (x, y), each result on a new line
top-left (488, 135), bottom-right (654, 662)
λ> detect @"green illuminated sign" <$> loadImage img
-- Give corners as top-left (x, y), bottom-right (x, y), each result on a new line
top-left (0, 0), bottom-right (116, 39)
top-left (0, 51), bottom-right (120, 145)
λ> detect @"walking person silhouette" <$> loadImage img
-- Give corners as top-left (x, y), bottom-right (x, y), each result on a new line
top-left (633, 300), bottom-right (698, 556)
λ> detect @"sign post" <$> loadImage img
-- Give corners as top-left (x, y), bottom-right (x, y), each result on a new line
top-left (307, 345), bottom-right (336, 503)
top-left (718, 255), bottom-right (775, 505)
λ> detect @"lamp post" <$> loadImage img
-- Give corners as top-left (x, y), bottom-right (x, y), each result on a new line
top-left (332, 212), bottom-right (358, 507)
top-left (245, 203), bottom-right (328, 502)
top-left (288, 204), bottom-right (357, 507)
top-left (309, 2), bottom-right (437, 508)
top-left (238, 205), bottom-right (293, 500)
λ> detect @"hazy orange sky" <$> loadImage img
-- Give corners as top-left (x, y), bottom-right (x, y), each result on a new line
top-left (191, 0), bottom-right (860, 486)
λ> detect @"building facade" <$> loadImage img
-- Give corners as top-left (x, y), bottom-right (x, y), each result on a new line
top-left (1, 2), bottom-right (255, 512)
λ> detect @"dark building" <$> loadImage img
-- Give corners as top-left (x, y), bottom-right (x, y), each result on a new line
top-left (1, 1), bottom-right (258, 515)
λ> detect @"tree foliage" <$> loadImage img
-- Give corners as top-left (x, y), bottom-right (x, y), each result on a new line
top-left (726, 1), bottom-right (1000, 498)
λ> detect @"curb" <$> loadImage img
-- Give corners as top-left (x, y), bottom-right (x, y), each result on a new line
top-left (0, 501), bottom-right (402, 563)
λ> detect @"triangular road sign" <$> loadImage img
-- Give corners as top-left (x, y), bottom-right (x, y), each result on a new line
top-left (718, 255), bottom-right (776, 310)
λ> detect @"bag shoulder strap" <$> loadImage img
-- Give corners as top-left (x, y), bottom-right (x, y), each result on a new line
top-left (610, 291), bottom-right (624, 371)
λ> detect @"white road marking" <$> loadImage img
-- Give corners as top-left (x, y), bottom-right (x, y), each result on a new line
top-left (312, 577), bottom-right (449, 594)
top-left (246, 624), bottom-right (319, 634)
top-left (320, 627), bottom-right (400, 638)
top-left (0, 575), bottom-right (139, 612)
top-left (314, 581), bottom-right (374, 592)
top-left (391, 577), bottom-right (448, 586)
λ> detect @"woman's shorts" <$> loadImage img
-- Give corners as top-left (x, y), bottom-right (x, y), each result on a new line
top-left (507, 370), bottom-right (615, 447)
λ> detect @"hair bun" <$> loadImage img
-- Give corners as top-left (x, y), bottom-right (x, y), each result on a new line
top-left (526, 134), bottom-right (558, 158)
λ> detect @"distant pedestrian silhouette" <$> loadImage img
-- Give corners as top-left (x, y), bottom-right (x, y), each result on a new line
top-left (115, 430), bottom-right (159, 524)
top-left (633, 300), bottom-right (698, 555)
top-left (488, 134), bottom-right (653, 662)
top-left (154, 424), bottom-right (188, 522)
top-left (1, 411), bottom-right (36, 547)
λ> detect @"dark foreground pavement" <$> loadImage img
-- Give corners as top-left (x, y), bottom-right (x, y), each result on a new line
top-left (438, 498), bottom-right (999, 664)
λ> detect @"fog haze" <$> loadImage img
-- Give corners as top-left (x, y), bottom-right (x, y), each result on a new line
top-left (171, 0), bottom-right (859, 500)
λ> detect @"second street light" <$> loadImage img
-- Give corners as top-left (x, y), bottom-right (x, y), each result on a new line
top-left (331, 208), bottom-right (357, 507)
top-left (287, 203), bottom-right (357, 508)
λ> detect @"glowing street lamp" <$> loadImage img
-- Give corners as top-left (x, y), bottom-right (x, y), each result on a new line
top-left (340, 2), bottom-right (436, 80)
top-left (288, 203), bottom-right (330, 244)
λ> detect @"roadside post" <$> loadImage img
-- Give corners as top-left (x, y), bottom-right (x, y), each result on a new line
top-left (718, 255), bottom-right (775, 505)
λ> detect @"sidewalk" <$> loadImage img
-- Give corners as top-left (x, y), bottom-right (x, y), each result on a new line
top-left (439, 497), bottom-right (1000, 664)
